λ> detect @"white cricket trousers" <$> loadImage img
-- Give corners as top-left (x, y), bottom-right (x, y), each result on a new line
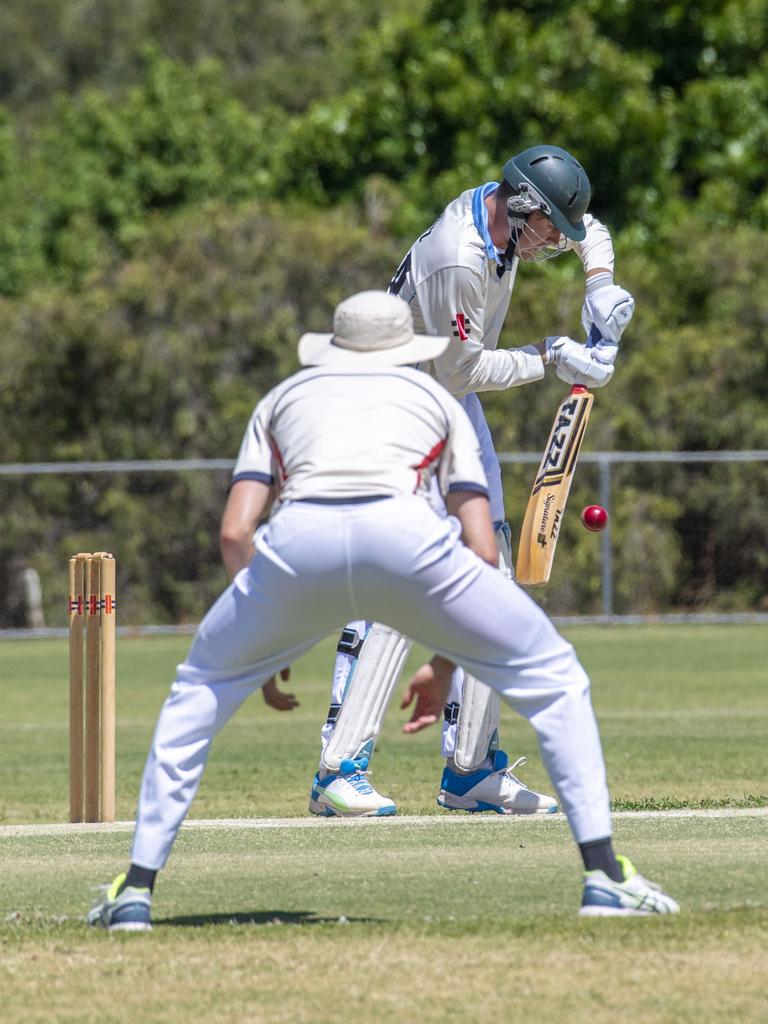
top-left (131, 496), bottom-right (612, 869)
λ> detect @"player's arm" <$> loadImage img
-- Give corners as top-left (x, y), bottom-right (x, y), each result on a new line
top-left (445, 489), bottom-right (497, 566)
top-left (437, 394), bottom-right (495, 562)
top-left (540, 217), bottom-right (627, 386)
top-left (402, 399), bottom-right (497, 733)
top-left (222, 403), bottom-right (297, 711)
top-left (421, 268), bottom-right (545, 396)
top-left (424, 267), bottom-right (611, 392)
top-left (566, 213), bottom-right (615, 274)
top-left (219, 478), bottom-right (274, 579)
top-left (399, 488), bottom-right (497, 730)
top-left (223, 400), bottom-right (278, 579)
top-left (220, 476), bottom-right (298, 711)
top-left (400, 488), bottom-right (496, 729)
top-left (569, 214), bottom-right (634, 357)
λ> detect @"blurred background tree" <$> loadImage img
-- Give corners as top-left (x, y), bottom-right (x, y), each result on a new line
top-left (0, 0), bottom-right (766, 624)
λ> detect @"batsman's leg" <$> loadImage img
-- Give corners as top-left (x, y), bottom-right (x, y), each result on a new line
top-left (438, 521), bottom-right (558, 814)
top-left (309, 620), bottom-right (410, 817)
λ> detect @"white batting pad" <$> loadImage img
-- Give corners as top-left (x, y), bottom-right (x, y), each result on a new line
top-left (321, 623), bottom-right (412, 772)
top-left (453, 673), bottom-right (500, 771)
top-left (496, 521), bottom-right (514, 579)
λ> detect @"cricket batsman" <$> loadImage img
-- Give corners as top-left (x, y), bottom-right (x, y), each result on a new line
top-left (89, 291), bottom-right (678, 929)
top-left (300, 145), bottom-right (635, 819)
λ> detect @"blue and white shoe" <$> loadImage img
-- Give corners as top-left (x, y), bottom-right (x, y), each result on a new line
top-left (579, 855), bottom-right (680, 916)
top-left (437, 751), bottom-right (558, 814)
top-left (309, 758), bottom-right (396, 817)
top-left (87, 872), bottom-right (152, 931)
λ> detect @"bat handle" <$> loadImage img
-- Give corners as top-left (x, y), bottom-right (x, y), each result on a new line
top-left (573, 325), bottom-right (602, 395)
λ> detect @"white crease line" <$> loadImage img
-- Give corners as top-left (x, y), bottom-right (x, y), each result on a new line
top-left (1, 806), bottom-right (767, 838)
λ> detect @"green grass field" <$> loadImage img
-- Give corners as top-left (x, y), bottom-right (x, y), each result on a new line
top-left (1, 626), bottom-right (767, 1023)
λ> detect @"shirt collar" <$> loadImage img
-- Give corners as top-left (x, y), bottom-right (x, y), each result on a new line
top-left (471, 182), bottom-right (503, 264)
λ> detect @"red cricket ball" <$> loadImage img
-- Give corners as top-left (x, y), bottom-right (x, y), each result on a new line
top-left (581, 504), bottom-right (609, 532)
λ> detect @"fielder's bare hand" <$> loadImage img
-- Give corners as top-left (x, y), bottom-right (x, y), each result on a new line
top-left (262, 668), bottom-right (299, 711)
top-left (401, 655), bottom-right (455, 733)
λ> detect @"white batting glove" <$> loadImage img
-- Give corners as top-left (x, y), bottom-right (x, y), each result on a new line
top-left (545, 336), bottom-right (615, 389)
top-left (581, 274), bottom-right (635, 350)
top-left (585, 325), bottom-right (619, 366)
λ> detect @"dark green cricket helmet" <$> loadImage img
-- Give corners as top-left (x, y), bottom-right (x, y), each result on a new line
top-left (501, 145), bottom-right (591, 241)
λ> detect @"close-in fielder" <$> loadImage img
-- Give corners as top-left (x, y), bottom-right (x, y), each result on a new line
top-left (300, 145), bottom-right (636, 818)
top-left (89, 291), bottom-right (678, 930)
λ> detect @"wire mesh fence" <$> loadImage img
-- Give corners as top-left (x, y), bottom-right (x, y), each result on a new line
top-left (2, 452), bottom-right (767, 632)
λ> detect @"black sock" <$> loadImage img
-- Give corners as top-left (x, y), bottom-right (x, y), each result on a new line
top-left (579, 837), bottom-right (623, 881)
top-left (122, 864), bottom-right (157, 892)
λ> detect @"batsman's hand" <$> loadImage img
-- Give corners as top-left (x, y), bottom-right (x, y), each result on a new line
top-left (401, 655), bottom-right (455, 734)
top-left (262, 668), bottom-right (299, 712)
top-left (581, 282), bottom-right (634, 347)
top-left (545, 335), bottom-right (615, 388)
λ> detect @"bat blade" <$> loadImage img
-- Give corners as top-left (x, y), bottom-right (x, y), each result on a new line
top-left (515, 385), bottom-right (594, 585)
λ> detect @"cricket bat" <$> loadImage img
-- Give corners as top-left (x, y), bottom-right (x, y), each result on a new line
top-left (515, 385), bottom-right (594, 585)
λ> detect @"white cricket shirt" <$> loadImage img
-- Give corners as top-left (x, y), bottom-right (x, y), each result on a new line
top-left (389, 184), bottom-right (614, 397)
top-left (232, 364), bottom-right (489, 504)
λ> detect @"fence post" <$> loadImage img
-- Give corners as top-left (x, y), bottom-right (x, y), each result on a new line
top-left (598, 458), bottom-right (614, 617)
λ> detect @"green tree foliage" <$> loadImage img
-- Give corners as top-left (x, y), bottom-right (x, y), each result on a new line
top-left (0, 0), bottom-right (393, 113)
top-left (271, 0), bottom-right (768, 237)
top-left (0, 201), bottom-right (400, 625)
top-left (481, 221), bottom-right (768, 613)
top-left (0, 50), bottom-right (273, 294)
top-left (269, 0), bottom-right (676, 232)
top-left (2, 1), bottom-right (767, 290)
top-left (0, 0), bottom-right (766, 622)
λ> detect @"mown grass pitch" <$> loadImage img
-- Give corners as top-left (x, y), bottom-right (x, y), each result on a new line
top-left (1, 625), bottom-right (767, 1023)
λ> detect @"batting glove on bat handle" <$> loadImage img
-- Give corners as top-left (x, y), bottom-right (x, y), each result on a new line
top-left (586, 322), bottom-right (619, 367)
top-left (545, 335), bottom-right (615, 389)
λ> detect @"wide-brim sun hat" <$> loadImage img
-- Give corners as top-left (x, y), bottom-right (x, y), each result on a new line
top-left (298, 290), bottom-right (450, 367)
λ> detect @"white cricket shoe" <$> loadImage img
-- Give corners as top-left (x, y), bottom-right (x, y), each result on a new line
top-left (309, 758), bottom-right (396, 817)
top-left (437, 751), bottom-right (558, 814)
top-left (579, 855), bottom-right (680, 916)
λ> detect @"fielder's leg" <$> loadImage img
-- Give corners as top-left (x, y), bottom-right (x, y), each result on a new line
top-left (351, 496), bottom-right (678, 916)
top-left (309, 620), bottom-right (410, 817)
top-left (91, 502), bottom-right (364, 930)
